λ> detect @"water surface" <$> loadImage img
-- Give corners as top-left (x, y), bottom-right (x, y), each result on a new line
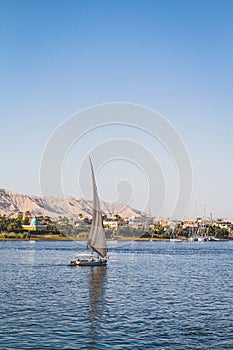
top-left (0, 240), bottom-right (233, 349)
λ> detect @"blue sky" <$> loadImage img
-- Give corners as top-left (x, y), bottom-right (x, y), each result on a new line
top-left (1, 0), bottom-right (233, 219)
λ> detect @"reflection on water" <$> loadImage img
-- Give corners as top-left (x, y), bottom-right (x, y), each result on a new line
top-left (87, 267), bottom-right (107, 349)
top-left (1, 241), bottom-right (233, 349)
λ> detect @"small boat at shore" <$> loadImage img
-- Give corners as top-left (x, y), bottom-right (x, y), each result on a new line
top-left (198, 237), bottom-right (208, 242)
top-left (189, 236), bottom-right (208, 242)
top-left (170, 238), bottom-right (183, 242)
top-left (69, 158), bottom-right (108, 267)
top-left (208, 236), bottom-right (220, 241)
top-left (189, 236), bottom-right (198, 242)
top-left (189, 220), bottom-right (208, 242)
top-left (169, 227), bottom-right (183, 242)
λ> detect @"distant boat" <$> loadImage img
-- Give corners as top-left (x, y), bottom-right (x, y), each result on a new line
top-left (69, 159), bottom-right (108, 266)
top-left (198, 237), bottom-right (208, 242)
top-left (189, 236), bottom-right (207, 242)
top-left (208, 236), bottom-right (220, 241)
top-left (170, 228), bottom-right (183, 242)
top-left (189, 236), bottom-right (198, 242)
top-left (170, 238), bottom-right (183, 242)
top-left (189, 221), bottom-right (207, 242)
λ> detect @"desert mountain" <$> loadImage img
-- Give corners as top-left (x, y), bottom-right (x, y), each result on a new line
top-left (0, 188), bottom-right (143, 219)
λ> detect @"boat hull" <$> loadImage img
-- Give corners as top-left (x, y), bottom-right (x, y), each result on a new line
top-left (69, 258), bottom-right (108, 267)
top-left (189, 237), bottom-right (198, 242)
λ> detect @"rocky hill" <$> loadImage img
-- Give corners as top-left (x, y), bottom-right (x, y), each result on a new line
top-left (0, 188), bottom-right (143, 219)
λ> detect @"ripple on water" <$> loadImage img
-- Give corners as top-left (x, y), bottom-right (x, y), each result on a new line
top-left (0, 241), bottom-right (233, 349)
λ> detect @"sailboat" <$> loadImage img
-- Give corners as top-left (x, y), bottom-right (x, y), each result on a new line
top-left (197, 220), bottom-right (207, 242)
top-left (69, 159), bottom-right (108, 266)
top-left (169, 226), bottom-right (183, 242)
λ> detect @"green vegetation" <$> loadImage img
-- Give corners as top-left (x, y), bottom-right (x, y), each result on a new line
top-left (0, 214), bottom-right (23, 233)
top-left (0, 213), bottom-right (60, 240)
top-left (0, 232), bottom-right (31, 240)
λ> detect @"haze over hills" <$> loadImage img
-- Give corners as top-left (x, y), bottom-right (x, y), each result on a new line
top-left (0, 188), bottom-right (143, 219)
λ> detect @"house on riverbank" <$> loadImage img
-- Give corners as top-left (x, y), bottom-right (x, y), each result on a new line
top-left (22, 217), bottom-right (47, 232)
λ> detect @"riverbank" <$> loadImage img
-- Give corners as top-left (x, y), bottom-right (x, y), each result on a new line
top-left (0, 235), bottom-right (170, 241)
top-left (0, 234), bottom-right (231, 242)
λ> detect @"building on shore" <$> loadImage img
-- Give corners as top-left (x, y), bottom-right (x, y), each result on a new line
top-left (22, 217), bottom-right (47, 232)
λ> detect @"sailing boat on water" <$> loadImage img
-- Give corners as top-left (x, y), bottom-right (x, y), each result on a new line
top-left (69, 159), bottom-right (108, 266)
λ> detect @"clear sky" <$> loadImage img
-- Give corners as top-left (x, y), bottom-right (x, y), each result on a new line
top-left (1, 0), bottom-right (233, 220)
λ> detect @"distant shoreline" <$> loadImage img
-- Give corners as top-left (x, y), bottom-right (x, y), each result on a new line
top-left (0, 236), bottom-right (230, 242)
top-left (0, 236), bottom-right (169, 241)
top-left (0, 235), bottom-right (171, 242)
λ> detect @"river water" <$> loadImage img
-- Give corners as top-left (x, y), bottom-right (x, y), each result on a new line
top-left (0, 240), bottom-right (233, 349)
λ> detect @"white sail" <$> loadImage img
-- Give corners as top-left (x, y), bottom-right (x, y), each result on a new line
top-left (87, 159), bottom-right (108, 258)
